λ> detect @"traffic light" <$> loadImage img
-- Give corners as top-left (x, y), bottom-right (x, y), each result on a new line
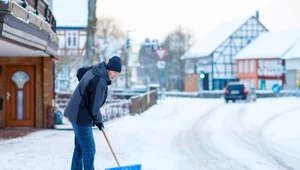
top-left (200, 71), bottom-right (205, 79)
top-left (126, 38), bottom-right (130, 49)
top-left (152, 39), bottom-right (159, 51)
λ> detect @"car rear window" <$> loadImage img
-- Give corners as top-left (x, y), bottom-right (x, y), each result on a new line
top-left (227, 84), bottom-right (244, 91)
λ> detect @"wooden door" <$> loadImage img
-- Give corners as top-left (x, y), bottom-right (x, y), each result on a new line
top-left (5, 65), bottom-right (35, 127)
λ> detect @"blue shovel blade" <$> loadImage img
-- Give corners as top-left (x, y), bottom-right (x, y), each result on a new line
top-left (105, 164), bottom-right (142, 170)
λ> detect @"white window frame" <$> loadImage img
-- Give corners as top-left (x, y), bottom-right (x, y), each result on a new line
top-left (244, 60), bottom-right (249, 73)
top-left (73, 33), bottom-right (77, 47)
top-left (239, 60), bottom-right (244, 73)
top-left (67, 33), bottom-right (72, 47)
top-left (250, 60), bottom-right (255, 73)
top-left (66, 31), bottom-right (78, 48)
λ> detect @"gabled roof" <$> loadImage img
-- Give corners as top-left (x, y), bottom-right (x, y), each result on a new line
top-left (282, 39), bottom-right (300, 59)
top-left (53, 0), bottom-right (87, 27)
top-left (181, 16), bottom-right (251, 59)
top-left (234, 29), bottom-right (300, 60)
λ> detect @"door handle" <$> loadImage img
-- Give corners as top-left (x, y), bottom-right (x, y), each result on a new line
top-left (0, 98), bottom-right (3, 110)
top-left (6, 92), bottom-right (10, 100)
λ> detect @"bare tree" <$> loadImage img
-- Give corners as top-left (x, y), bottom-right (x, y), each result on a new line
top-left (137, 38), bottom-right (159, 83)
top-left (161, 25), bottom-right (195, 91)
top-left (55, 50), bottom-right (87, 91)
top-left (96, 16), bottom-right (125, 40)
top-left (95, 16), bottom-right (125, 63)
top-left (86, 0), bottom-right (97, 64)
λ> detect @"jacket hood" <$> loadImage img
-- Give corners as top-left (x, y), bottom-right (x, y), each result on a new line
top-left (93, 62), bottom-right (111, 84)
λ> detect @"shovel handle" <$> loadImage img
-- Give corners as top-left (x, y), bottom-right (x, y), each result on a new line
top-left (101, 127), bottom-right (121, 167)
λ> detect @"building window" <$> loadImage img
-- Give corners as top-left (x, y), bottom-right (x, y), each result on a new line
top-left (61, 66), bottom-right (69, 79)
top-left (271, 60), bottom-right (276, 76)
top-left (67, 33), bottom-right (71, 47)
top-left (258, 60), bottom-right (264, 76)
top-left (73, 33), bottom-right (77, 46)
top-left (239, 60), bottom-right (243, 73)
top-left (250, 60), bottom-right (255, 72)
top-left (251, 79), bottom-right (255, 88)
top-left (66, 32), bottom-right (78, 48)
top-left (244, 60), bottom-right (249, 73)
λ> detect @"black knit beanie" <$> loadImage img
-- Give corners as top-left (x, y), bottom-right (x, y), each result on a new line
top-left (106, 56), bottom-right (122, 73)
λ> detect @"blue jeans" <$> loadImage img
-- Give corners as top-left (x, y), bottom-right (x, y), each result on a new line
top-left (71, 123), bottom-right (95, 170)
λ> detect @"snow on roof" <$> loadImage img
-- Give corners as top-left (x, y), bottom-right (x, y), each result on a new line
top-left (181, 16), bottom-right (251, 60)
top-left (234, 29), bottom-right (300, 60)
top-left (282, 39), bottom-right (300, 59)
top-left (52, 0), bottom-right (87, 27)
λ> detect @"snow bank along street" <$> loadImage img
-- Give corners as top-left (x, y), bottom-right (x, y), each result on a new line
top-left (0, 97), bottom-right (300, 170)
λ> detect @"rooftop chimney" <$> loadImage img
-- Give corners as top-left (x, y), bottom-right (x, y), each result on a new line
top-left (256, 11), bottom-right (259, 20)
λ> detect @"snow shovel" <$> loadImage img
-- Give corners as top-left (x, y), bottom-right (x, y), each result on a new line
top-left (101, 127), bottom-right (142, 170)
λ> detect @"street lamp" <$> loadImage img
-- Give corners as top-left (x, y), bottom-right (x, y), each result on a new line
top-left (199, 71), bottom-right (205, 98)
top-left (200, 73), bottom-right (205, 79)
top-left (125, 30), bottom-right (135, 89)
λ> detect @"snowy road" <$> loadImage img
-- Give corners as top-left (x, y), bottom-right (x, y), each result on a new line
top-left (174, 99), bottom-right (300, 170)
top-left (0, 97), bottom-right (300, 170)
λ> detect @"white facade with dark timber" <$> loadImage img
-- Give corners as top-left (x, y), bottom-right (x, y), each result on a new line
top-left (56, 27), bottom-right (87, 56)
top-left (181, 13), bottom-right (268, 91)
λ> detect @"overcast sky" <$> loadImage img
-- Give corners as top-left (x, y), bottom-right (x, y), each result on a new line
top-left (97, 0), bottom-right (300, 43)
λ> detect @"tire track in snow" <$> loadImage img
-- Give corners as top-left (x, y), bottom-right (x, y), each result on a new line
top-left (225, 103), bottom-right (284, 169)
top-left (173, 102), bottom-right (251, 170)
top-left (172, 102), bottom-right (222, 170)
top-left (201, 103), bottom-right (252, 170)
top-left (173, 99), bottom-right (300, 170)
top-left (228, 103), bottom-right (300, 170)
top-left (258, 107), bottom-right (300, 170)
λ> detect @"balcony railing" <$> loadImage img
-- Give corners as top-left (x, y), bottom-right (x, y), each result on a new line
top-left (3, 0), bottom-right (56, 33)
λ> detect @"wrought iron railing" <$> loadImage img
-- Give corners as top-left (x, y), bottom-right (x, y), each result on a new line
top-left (101, 100), bottom-right (131, 122)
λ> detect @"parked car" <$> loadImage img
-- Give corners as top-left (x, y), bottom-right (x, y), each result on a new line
top-left (223, 82), bottom-right (257, 103)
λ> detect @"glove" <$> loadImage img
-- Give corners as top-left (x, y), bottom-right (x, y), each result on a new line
top-left (95, 122), bottom-right (104, 131)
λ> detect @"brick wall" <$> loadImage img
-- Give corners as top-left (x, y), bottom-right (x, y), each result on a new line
top-left (236, 59), bottom-right (258, 78)
top-left (184, 74), bottom-right (199, 92)
top-left (0, 60), bottom-right (4, 127)
top-left (0, 57), bottom-right (55, 128)
top-left (236, 59), bottom-right (259, 89)
top-left (42, 57), bottom-right (55, 128)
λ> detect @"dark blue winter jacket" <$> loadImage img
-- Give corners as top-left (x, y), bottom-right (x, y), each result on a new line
top-left (64, 62), bottom-right (111, 126)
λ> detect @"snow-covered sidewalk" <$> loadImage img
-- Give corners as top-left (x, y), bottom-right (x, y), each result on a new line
top-left (0, 97), bottom-right (300, 170)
